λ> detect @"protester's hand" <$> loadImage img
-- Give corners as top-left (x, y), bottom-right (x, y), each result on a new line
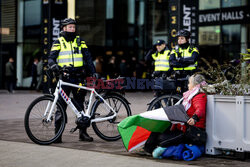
top-left (187, 118), bottom-right (195, 125)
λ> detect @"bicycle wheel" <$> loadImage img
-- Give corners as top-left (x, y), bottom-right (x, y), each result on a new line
top-left (147, 94), bottom-right (182, 111)
top-left (91, 93), bottom-right (131, 141)
top-left (24, 95), bottom-right (66, 145)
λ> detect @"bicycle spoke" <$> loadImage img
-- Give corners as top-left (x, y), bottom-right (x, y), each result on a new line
top-left (92, 94), bottom-right (131, 141)
top-left (148, 95), bottom-right (182, 111)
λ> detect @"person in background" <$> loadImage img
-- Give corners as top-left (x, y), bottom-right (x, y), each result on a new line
top-left (36, 57), bottom-right (43, 91)
top-left (5, 57), bottom-right (16, 93)
top-left (106, 56), bottom-right (118, 79)
top-left (120, 57), bottom-right (128, 77)
top-left (30, 58), bottom-right (38, 89)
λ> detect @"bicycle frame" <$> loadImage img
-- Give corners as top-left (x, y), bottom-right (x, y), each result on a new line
top-left (45, 79), bottom-right (116, 123)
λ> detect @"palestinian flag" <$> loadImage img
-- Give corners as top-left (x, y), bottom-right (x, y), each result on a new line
top-left (118, 105), bottom-right (189, 152)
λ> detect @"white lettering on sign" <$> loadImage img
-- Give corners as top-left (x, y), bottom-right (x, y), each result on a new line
top-left (53, 18), bottom-right (60, 41)
top-left (183, 5), bottom-right (191, 32)
top-left (221, 11), bottom-right (244, 21)
top-left (199, 13), bottom-right (220, 23)
top-left (199, 11), bottom-right (244, 23)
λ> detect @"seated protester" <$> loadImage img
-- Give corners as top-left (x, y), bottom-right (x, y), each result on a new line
top-left (117, 74), bottom-right (207, 155)
top-left (143, 74), bottom-right (207, 154)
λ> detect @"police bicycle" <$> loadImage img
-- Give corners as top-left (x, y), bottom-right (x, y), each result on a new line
top-left (147, 71), bottom-right (189, 111)
top-left (24, 67), bottom-right (131, 145)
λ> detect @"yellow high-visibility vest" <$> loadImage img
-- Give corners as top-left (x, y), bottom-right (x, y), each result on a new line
top-left (170, 46), bottom-right (198, 71)
top-left (54, 36), bottom-right (87, 67)
top-left (152, 50), bottom-right (171, 71)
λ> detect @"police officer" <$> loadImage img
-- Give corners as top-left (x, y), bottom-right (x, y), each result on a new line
top-left (48, 18), bottom-right (96, 142)
top-left (169, 30), bottom-right (199, 77)
top-left (145, 40), bottom-right (171, 78)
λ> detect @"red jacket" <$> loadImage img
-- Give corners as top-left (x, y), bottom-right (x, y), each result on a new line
top-left (173, 93), bottom-right (207, 132)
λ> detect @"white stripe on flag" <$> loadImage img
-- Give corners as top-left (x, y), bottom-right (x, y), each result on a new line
top-left (140, 108), bottom-right (169, 121)
top-left (129, 140), bottom-right (147, 152)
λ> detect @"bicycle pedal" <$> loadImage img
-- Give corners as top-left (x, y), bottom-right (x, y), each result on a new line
top-left (70, 127), bottom-right (78, 133)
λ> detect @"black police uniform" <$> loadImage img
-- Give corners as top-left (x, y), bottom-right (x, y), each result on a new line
top-left (169, 30), bottom-right (199, 78)
top-left (48, 18), bottom-right (96, 142)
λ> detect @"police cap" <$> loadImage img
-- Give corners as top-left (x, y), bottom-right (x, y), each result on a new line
top-left (154, 39), bottom-right (166, 46)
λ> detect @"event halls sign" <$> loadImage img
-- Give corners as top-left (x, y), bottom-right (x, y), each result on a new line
top-left (199, 6), bottom-right (250, 26)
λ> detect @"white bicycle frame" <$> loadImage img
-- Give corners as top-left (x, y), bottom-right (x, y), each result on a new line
top-left (45, 79), bottom-right (116, 123)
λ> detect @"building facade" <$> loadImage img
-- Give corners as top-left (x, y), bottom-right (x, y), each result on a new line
top-left (0, 0), bottom-right (249, 89)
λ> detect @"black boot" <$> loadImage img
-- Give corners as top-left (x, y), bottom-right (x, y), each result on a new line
top-left (54, 111), bottom-right (62, 143)
top-left (79, 128), bottom-right (93, 142)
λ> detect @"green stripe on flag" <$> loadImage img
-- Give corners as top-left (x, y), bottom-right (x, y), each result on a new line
top-left (118, 125), bottom-right (137, 150)
top-left (118, 115), bottom-right (171, 133)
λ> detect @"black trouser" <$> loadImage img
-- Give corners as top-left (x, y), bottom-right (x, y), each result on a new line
top-left (6, 76), bottom-right (15, 93)
top-left (30, 76), bottom-right (38, 89)
top-left (144, 127), bottom-right (185, 154)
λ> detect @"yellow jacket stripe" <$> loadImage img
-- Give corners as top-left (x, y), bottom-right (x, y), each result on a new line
top-left (51, 44), bottom-right (61, 51)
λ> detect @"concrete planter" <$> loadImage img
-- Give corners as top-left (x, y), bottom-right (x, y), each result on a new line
top-left (205, 95), bottom-right (250, 155)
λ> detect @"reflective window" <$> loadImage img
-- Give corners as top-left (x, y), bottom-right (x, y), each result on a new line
top-left (145, 0), bottom-right (168, 47)
top-left (76, 0), bottom-right (106, 46)
top-left (222, 24), bottom-right (241, 44)
top-left (199, 0), bottom-right (220, 10)
top-left (24, 0), bottom-right (41, 26)
top-left (22, 0), bottom-right (42, 86)
top-left (222, 24), bottom-right (241, 60)
top-left (199, 26), bottom-right (220, 45)
top-left (153, 1), bottom-right (168, 33)
top-left (222, 0), bottom-right (247, 8)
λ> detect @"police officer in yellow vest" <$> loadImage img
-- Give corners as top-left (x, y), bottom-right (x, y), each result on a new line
top-left (169, 30), bottom-right (199, 77)
top-left (145, 40), bottom-right (171, 78)
top-left (48, 18), bottom-right (97, 143)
